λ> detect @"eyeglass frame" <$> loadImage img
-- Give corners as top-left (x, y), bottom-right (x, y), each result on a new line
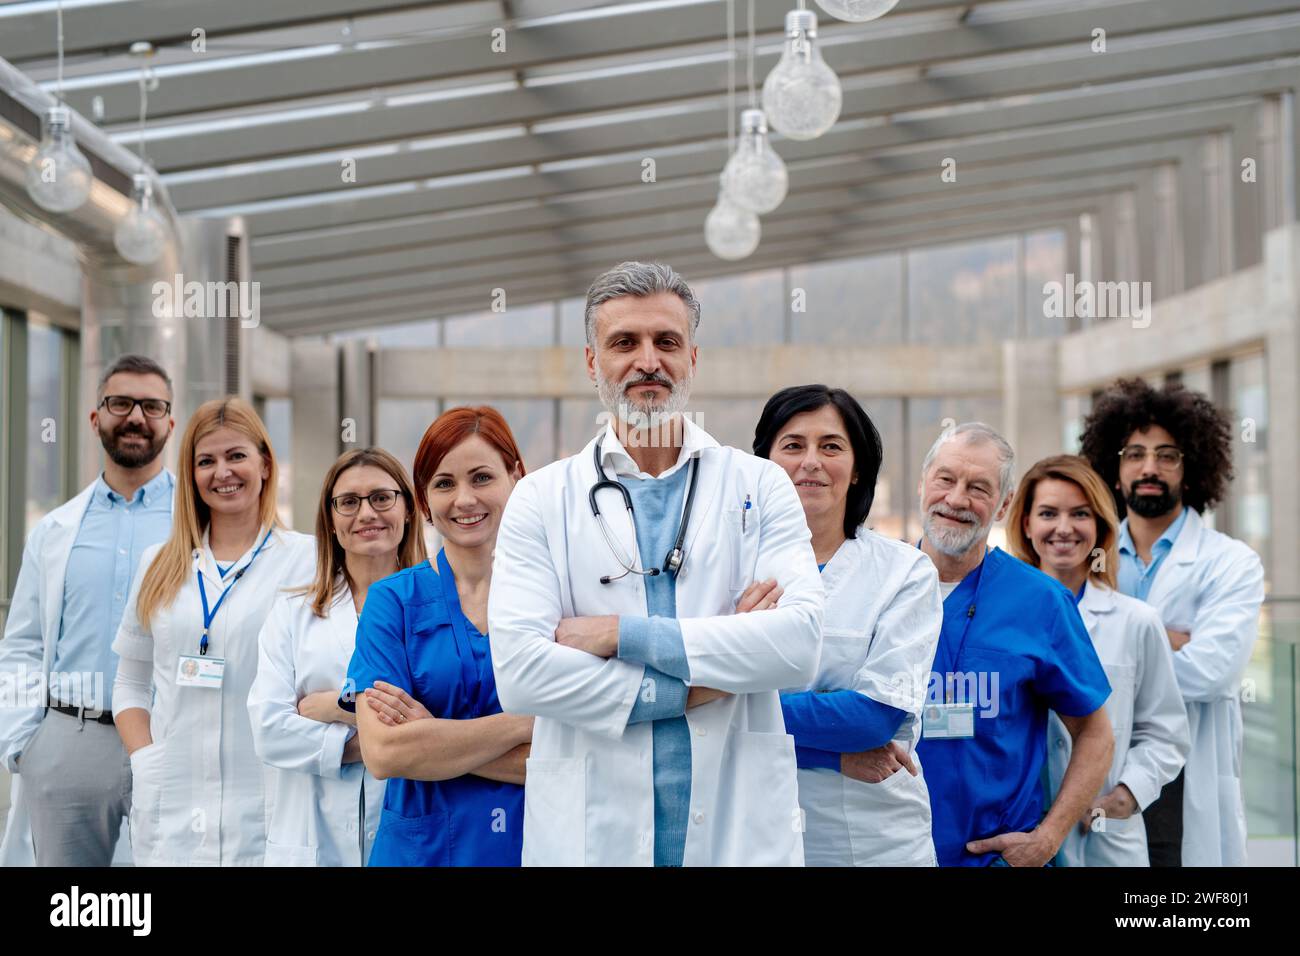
top-left (98, 395), bottom-right (172, 419)
top-left (1117, 444), bottom-right (1184, 468)
top-left (330, 488), bottom-right (404, 516)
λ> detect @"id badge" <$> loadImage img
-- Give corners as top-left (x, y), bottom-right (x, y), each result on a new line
top-left (922, 702), bottom-right (975, 740)
top-left (176, 654), bottom-right (225, 688)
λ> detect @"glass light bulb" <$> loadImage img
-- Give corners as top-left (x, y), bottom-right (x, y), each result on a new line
top-left (814, 0), bottom-right (900, 22)
top-left (114, 174), bottom-right (168, 265)
top-left (24, 105), bottom-right (93, 213)
top-left (721, 109), bottom-right (788, 215)
top-left (762, 10), bottom-right (842, 141)
top-left (705, 188), bottom-right (761, 261)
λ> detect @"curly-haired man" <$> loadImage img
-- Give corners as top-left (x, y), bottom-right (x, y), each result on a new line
top-left (1081, 378), bottom-right (1264, 867)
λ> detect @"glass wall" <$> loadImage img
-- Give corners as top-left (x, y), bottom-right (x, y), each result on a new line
top-left (25, 317), bottom-right (68, 535)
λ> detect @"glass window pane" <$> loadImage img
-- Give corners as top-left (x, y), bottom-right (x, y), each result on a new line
top-left (789, 253), bottom-right (903, 346)
top-left (560, 397), bottom-right (606, 459)
top-left (1231, 352), bottom-right (1269, 578)
top-left (1023, 229), bottom-right (1067, 339)
top-left (690, 269), bottom-right (784, 347)
top-left (26, 320), bottom-right (63, 535)
top-left (261, 397), bottom-right (294, 528)
top-left (857, 397), bottom-right (905, 541)
top-left (444, 303), bottom-right (554, 347)
top-left (908, 237), bottom-right (1018, 345)
top-left (376, 399), bottom-right (442, 478)
top-left (335, 318), bottom-right (439, 348)
top-left (441, 398), bottom-right (556, 472)
top-left (559, 296), bottom-right (588, 349)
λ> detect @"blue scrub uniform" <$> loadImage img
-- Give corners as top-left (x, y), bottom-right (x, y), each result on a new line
top-left (345, 549), bottom-right (524, 866)
top-left (915, 547), bottom-right (1110, 867)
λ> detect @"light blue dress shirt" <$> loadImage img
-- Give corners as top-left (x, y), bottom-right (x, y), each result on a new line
top-left (52, 469), bottom-right (174, 710)
top-left (1117, 506), bottom-right (1188, 601)
top-left (614, 465), bottom-right (693, 867)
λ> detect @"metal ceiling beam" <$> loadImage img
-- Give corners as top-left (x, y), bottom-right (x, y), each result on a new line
top-left (0, 1), bottom-right (470, 61)
top-left (248, 67), bottom-right (1294, 267)
top-left (141, 8), bottom-right (1300, 174)
top-left (260, 169), bottom-right (1148, 313)
top-left (258, 141), bottom-right (1192, 301)
top-left (248, 101), bottom-right (1251, 290)
top-left (261, 191), bottom-right (1109, 331)
top-left (227, 52), bottom-right (1293, 237)
top-left (161, 46), bottom-right (1292, 210)
top-left (269, 206), bottom-right (1096, 336)
top-left (57, 0), bottom-right (1293, 125)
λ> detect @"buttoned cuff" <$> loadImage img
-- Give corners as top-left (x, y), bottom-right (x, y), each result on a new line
top-left (626, 666), bottom-right (687, 725)
top-left (618, 616), bottom-right (689, 681)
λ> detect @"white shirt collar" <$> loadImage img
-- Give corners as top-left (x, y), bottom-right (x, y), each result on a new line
top-left (598, 413), bottom-right (719, 479)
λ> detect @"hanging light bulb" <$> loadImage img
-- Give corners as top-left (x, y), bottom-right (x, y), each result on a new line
top-left (762, 9), bottom-right (841, 141)
top-left (814, 0), bottom-right (899, 22)
top-left (722, 108), bottom-right (788, 214)
top-left (24, 105), bottom-right (93, 213)
top-left (705, 178), bottom-right (761, 261)
top-left (114, 174), bottom-right (168, 264)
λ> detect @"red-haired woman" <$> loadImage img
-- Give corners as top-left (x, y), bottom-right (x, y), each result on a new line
top-left (343, 406), bottom-right (533, 866)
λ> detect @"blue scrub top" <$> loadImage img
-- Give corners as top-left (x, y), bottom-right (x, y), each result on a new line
top-left (914, 547), bottom-right (1110, 867)
top-left (345, 549), bottom-right (524, 867)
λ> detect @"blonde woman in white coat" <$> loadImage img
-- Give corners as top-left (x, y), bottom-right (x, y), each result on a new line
top-left (1007, 455), bottom-right (1190, 867)
top-left (112, 398), bottom-right (315, 866)
top-left (755, 386), bottom-right (942, 867)
top-left (249, 448), bottom-right (427, 866)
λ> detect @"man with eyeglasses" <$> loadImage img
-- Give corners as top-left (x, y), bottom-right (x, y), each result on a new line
top-left (1081, 378), bottom-right (1264, 867)
top-left (0, 354), bottom-right (176, 866)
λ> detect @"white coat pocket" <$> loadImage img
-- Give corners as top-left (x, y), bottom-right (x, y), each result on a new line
top-left (844, 763), bottom-right (935, 866)
top-left (720, 731), bottom-right (801, 866)
top-left (264, 838), bottom-right (320, 867)
top-left (522, 757), bottom-right (587, 867)
top-left (127, 742), bottom-right (165, 863)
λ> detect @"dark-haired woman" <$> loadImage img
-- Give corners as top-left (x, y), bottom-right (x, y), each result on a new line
top-left (249, 448), bottom-right (427, 866)
top-left (343, 407), bottom-right (533, 866)
top-left (754, 385), bottom-right (942, 866)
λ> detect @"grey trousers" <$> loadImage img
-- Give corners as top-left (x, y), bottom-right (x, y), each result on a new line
top-left (18, 709), bottom-right (132, 866)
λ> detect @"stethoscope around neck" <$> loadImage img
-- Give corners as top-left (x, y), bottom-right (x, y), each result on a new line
top-left (589, 437), bottom-right (700, 585)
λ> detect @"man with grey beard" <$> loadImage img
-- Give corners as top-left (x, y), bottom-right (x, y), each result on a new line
top-left (489, 261), bottom-right (823, 866)
top-left (912, 422), bottom-right (1114, 866)
top-left (0, 355), bottom-right (176, 866)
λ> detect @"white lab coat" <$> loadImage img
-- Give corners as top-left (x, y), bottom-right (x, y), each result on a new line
top-left (1047, 581), bottom-right (1190, 867)
top-left (786, 530), bottom-right (941, 866)
top-left (248, 587), bottom-right (386, 866)
top-left (489, 419), bottom-right (824, 866)
top-left (112, 526), bottom-right (316, 866)
top-left (1122, 508), bottom-right (1264, 867)
top-left (0, 479), bottom-right (173, 867)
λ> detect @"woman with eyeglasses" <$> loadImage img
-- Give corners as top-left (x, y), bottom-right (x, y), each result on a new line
top-left (248, 448), bottom-right (427, 866)
top-left (342, 406), bottom-right (533, 866)
top-left (1005, 455), bottom-right (1189, 866)
top-left (111, 397), bottom-right (316, 866)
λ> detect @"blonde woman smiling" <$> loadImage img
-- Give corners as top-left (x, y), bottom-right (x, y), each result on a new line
top-left (112, 398), bottom-right (315, 866)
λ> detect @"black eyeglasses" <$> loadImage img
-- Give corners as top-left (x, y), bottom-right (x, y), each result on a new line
top-left (99, 395), bottom-right (172, 419)
top-left (1118, 444), bottom-right (1183, 468)
top-left (331, 489), bottom-right (402, 516)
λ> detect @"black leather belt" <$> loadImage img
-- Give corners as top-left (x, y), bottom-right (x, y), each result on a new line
top-left (49, 702), bottom-right (115, 725)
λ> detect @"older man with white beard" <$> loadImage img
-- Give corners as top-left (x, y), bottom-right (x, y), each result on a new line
top-left (911, 423), bottom-right (1114, 866)
top-left (488, 261), bottom-right (824, 866)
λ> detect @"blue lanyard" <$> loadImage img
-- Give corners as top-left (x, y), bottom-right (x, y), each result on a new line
top-left (931, 550), bottom-right (989, 702)
top-left (197, 528), bottom-right (273, 656)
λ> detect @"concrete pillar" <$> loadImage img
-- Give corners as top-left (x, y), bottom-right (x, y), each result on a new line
top-left (290, 339), bottom-right (339, 532)
top-left (339, 337), bottom-right (374, 449)
top-left (1001, 338), bottom-right (1061, 484)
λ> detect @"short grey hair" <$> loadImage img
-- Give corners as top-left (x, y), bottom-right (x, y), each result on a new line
top-left (920, 421), bottom-right (1016, 499)
top-left (584, 261), bottom-right (701, 348)
top-left (97, 353), bottom-right (173, 400)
